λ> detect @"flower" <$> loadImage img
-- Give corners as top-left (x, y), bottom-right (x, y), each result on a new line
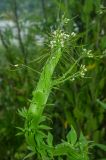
top-left (14, 64), bottom-right (19, 67)
top-left (86, 50), bottom-right (93, 58)
top-left (71, 32), bottom-right (76, 37)
top-left (71, 77), bottom-right (75, 81)
top-left (64, 18), bottom-right (70, 24)
top-left (50, 29), bottom-right (70, 48)
top-left (80, 65), bottom-right (87, 78)
top-left (82, 48), bottom-right (93, 58)
top-left (62, 15), bottom-right (70, 24)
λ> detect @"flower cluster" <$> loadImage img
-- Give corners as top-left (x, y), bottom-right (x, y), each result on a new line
top-left (82, 48), bottom-right (93, 58)
top-left (80, 64), bottom-right (87, 78)
top-left (64, 17), bottom-right (70, 24)
top-left (61, 15), bottom-right (70, 24)
top-left (50, 29), bottom-right (70, 49)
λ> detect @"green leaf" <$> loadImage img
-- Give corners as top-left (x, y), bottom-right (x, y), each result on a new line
top-left (38, 124), bottom-right (51, 130)
top-left (47, 132), bottom-right (53, 146)
top-left (16, 126), bottom-right (24, 131)
top-left (18, 107), bottom-right (28, 118)
top-left (16, 132), bottom-right (23, 136)
top-left (95, 144), bottom-right (106, 151)
top-left (23, 152), bottom-right (35, 160)
top-left (16, 127), bottom-right (24, 136)
top-left (39, 116), bottom-right (47, 123)
top-left (37, 130), bottom-right (47, 138)
top-left (79, 132), bottom-right (88, 151)
top-left (66, 126), bottom-right (77, 145)
top-left (97, 99), bottom-right (106, 109)
top-left (83, 0), bottom-right (93, 14)
top-left (54, 142), bottom-right (82, 160)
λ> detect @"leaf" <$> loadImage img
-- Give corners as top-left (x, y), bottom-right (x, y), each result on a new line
top-left (79, 132), bottom-right (88, 151)
top-left (38, 124), bottom-right (51, 130)
top-left (16, 126), bottom-right (24, 132)
top-left (54, 143), bottom-right (68, 156)
top-left (95, 144), bottom-right (106, 151)
top-left (39, 115), bottom-right (46, 123)
top-left (37, 130), bottom-right (47, 138)
top-left (83, 0), bottom-right (93, 14)
top-left (96, 99), bottom-right (106, 109)
top-left (16, 132), bottom-right (23, 136)
top-left (23, 152), bottom-right (35, 160)
top-left (16, 127), bottom-right (25, 136)
top-left (54, 142), bottom-right (82, 160)
top-left (18, 107), bottom-right (28, 118)
top-left (66, 126), bottom-right (77, 145)
top-left (47, 132), bottom-right (53, 146)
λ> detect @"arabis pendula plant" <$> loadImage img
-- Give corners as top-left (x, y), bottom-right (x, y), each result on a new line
top-left (18, 17), bottom-right (93, 160)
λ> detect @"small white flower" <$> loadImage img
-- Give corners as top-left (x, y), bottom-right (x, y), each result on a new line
top-left (101, 29), bottom-right (104, 35)
top-left (82, 48), bottom-right (87, 52)
top-left (53, 31), bottom-right (56, 35)
top-left (64, 18), bottom-right (70, 24)
top-left (52, 57), bottom-right (55, 59)
top-left (50, 29), bottom-right (70, 48)
top-left (81, 65), bottom-right (87, 72)
top-left (87, 50), bottom-right (93, 58)
top-left (14, 64), bottom-right (19, 67)
top-left (50, 40), bottom-right (57, 48)
top-left (82, 48), bottom-right (93, 58)
top-left (64, 33), bottom-right (70, 39)
top-left (99, 10), bottom-right (103, 15)
top-left (71, 32), bottom-right (76, 37)
top-left (71, 77), bottom-right (75, 81)
top-left (80, 65), bottom-right (87, 78)
top-left (103, 49), bottom-right (106, 54)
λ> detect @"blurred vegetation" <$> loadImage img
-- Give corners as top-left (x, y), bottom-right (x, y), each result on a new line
top-left (0, 0), bottom-right (106, 159)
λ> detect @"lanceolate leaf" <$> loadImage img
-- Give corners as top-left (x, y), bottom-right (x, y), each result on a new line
top-left (97, 99), bottom-right (106, 109)
top-left (47, 132), bottom-right (53, 146)
top-left (95, 144), bottom-right (106, 151)
top-left (38, 124), bottom-right (51, 130)
top-left (23, 152), bottom-right (36, 160)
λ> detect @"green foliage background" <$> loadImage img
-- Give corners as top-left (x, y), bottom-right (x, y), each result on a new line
top-left (0, 0), bottom-right (106, 159)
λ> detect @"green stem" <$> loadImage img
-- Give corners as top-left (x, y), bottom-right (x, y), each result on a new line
top-left (28, 47), bottom-right (62, 118)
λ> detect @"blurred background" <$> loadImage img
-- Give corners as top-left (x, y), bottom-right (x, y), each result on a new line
top-left (0, 0), bottom-right (106, 159)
